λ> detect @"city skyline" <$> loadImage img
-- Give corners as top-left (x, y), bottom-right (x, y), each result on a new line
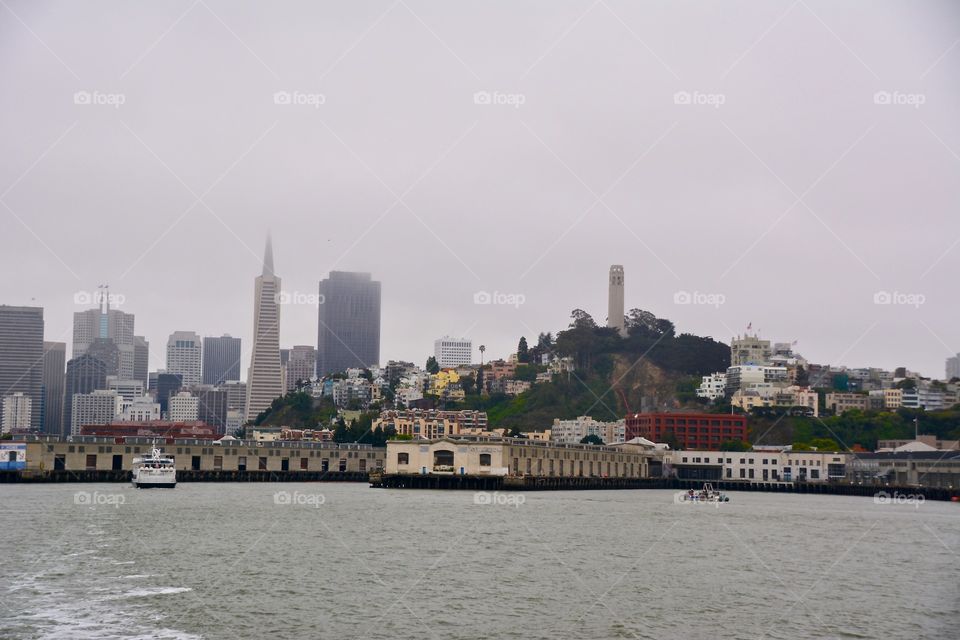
top-left (3, 3), bottom-right (958, 380)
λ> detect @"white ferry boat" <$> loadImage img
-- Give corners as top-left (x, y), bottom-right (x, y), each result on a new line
top-left (131, 448), bottom-right (177, 488)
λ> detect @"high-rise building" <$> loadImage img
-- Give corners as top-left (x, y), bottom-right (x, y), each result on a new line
top-left (2, 392), bottom-right (33, 434)
top-left (155, 373), bottom-right (183, 416)
top-left (434, 337), bottom-right (472, 368)
top-left (168, 391), bottom-right (199, 422)
top-left (607, 265), bottom-right (625, 336)
top-left (41, 342), bottom-right (66, 435)
top-left (947, 354), bottom-right (960, 381)
top-left (87, 337), bottom-right (120, 378)
top-left (202, 335), bottom-right (241, 385)
top-left (166, 331), bottom-right (202, 388)
top-left (246, 235), bottom-right (283, 420)
top-left (283, 345), bottom-right (317, 392)
top-left (0, 305), bottom-right (45, 431)
top-left (133, 335), bottom-right (150, 388)
top-left (72, 293), bottom-right (135, 380)
top-left (317, 271), bottom-right (381, 376)
top-left (107, 377), bottom-right (145, 403)
top-left (70, 389), bottom-right (121, 435)
top-left (63, 354), bottom-right (107, 437)
top-left (197, 387), bottom-right (228, 434)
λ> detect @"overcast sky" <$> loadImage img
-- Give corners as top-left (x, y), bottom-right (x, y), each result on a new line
top-left (2, 0), bottom-right (958, 379)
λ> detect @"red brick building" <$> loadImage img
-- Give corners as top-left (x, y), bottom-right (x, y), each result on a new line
top-left (625, 412), bottom-right (748, 450)
top-left (80, 421), bottom-right (218, 439)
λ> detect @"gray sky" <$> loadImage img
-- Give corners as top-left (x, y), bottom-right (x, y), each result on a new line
top-left (2, 0), bottom-right (958, 379)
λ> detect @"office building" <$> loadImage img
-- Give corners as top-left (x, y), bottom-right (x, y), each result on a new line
top-left (166, 331), bottom-right (202, 388)
top-left (41, 341), bottom-right (66, 435)
top-left (63, 354), bottom-right (108, 437)
top-left (70, 389), bottom-right (122, 435)
top-left (283, 345), bottom-right (316, 392)
top-left (2, 392), bottom-right (33, 433)
top-left (72, 294), bottom-right (135, 380)
top-left (133, 336), bottom-right (150, 388)
top-left (86, 337), bottom-right (120, 378)
top-left (121, 396), bottom-right (161, 422)
top-left (196, 386), bottom-right (228, 434)
top-left (246, 235), bottom-right (284, 420)
top-left (433, 337), bottom-right (472, 368)
top-left (730, 335), bottom-right (772, 367)
top-left (625, 412), bottom-right (748, 451)
top-left (155, 373), bottom-right (183, 416)
top-left (947, 354), bottom-right (960, 381)
top-left (317, 271), bottom-right (381, 376)
top-left (168, 391), bottom-right (200, 422)
top-left (202, 335), bottom-right (241, 385)
top-left (0, 305), bottom-right (44, 431)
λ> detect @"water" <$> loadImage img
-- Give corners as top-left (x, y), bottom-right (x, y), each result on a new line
top-left (2, 483), bottom-right (958, 639)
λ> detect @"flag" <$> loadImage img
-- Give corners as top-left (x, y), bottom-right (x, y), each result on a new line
top-left (747, 322), bottom-right (752, 331)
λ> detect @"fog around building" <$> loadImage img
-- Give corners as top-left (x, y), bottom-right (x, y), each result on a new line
top-left (1, 1), bottom-right (958, 377)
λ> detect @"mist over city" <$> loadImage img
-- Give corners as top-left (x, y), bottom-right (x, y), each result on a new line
top-left (1, 2), bottom-right (959, 639)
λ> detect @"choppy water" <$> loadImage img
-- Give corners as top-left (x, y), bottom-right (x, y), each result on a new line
top-left (1, 483), bottom-right (958, 639)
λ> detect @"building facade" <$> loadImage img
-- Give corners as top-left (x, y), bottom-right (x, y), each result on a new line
top-left (63, 354), bottom-right (107, 438)
top-left (317, 271), bottom-right (381, 376)
top-left (72, 300), bottom-right (135, 380)
top-left (41, 341), bottom-right (66, 435)
top-left (433, 336), bottom-right (472, 368)
top-left (667, 449), bottom-right (848, 483)
top-left (0, 305), bottom-right (44, 431)
top-left (246, 235), bottom-right (284, 421)
top-left (283, 345), bottom-right (316, 391)
top-left (625, 412), bottom-right (748, 450)
top-left (166, 331), bottom-right (202, 388)
top-left (2, 392), bottom-right (33, 433)
top-left (70, 390), bottom-right (122, 435)
top-left (730, 335), bottom-right (772, 367)
top-left (385, 436), bottom-right (652, 479)
top-left (168, 391), bottom-right (200, 422)
top-left (202, 335), bottom-right (241, 385)
top-left (551, 415), bottom-right (626, 444)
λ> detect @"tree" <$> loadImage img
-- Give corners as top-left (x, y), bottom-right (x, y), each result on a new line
top-left (517, 336), bottom-right (529, 363)
top-left (896, 378), bottom-right (917, 390)
top-left (580, 434), bottom-right (604, 445)
top-left (461, 373), bottom-right (476, 395)
top-left (537, 332), bottom-right (554, 348)
top-left (794, 364), bottom-right (810, 387)
top-left (569, 308), bottom-right (597, 330)
top-left (425, 356), bottom-right (440, 374)
top-left (719, 440), bottom-right (751, 451)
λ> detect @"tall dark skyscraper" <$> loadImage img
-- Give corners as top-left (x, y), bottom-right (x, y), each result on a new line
top-left (41, 342), bottom-right (66, 435)
top-left (63, 354), bottom-right (107, 437)
top-left (0, 305), bottom-right (45, 431)
top-left (202, 335), bottom-right (241, 385)
top-left (86, 338), bottom-right (120, 378)
top-left (316, 271), bottom-right (381, 376)
top-left (133, 335), bottom-right (150, 388)
top-left (155, 373), bottom-right (183, 416)
top-left (197, 387), bottom-right (228, 434)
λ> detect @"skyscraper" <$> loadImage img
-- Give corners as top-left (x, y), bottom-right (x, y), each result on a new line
top-left (155, 373), bottom-right (183, 416)
top-left (607, 265), bottom-right (625, 337)
top-left (283, 345), bottom-right (316, 392)
top-left (0, 305), bottom-right (45, 431)
top-left (166, 331), bottom-right (202, 387)
top-left (72, 292), bottom-right (135, 380)
top-left (87, 337), bottom-right (120, 377)
top-left (63, 354), bottom-right (107, 436)
top-left (41, 341), bottom-right (66, 435)
top-left (133, 335), bottom-right (150, 388)
top-left (202, 335), bottom-right (242, 385)
top-left (947, 354), bottom-right (960, 381)
top-left (317, 271), bottom-right (381, 376)
top-left (246, 235), bottom-right (283, 420)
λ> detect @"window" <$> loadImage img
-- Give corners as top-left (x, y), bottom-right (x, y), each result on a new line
top-left (479, 453), bottom-right (491, 466)
top-left (398, 452), bottom-right (409, 465)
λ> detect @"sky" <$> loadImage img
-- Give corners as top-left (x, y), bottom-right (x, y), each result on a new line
top-left (1, 0), bottom-right (959, 379)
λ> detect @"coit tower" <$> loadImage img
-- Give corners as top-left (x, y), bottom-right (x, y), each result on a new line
top-left (607, 265), bottom-right (625, 336)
